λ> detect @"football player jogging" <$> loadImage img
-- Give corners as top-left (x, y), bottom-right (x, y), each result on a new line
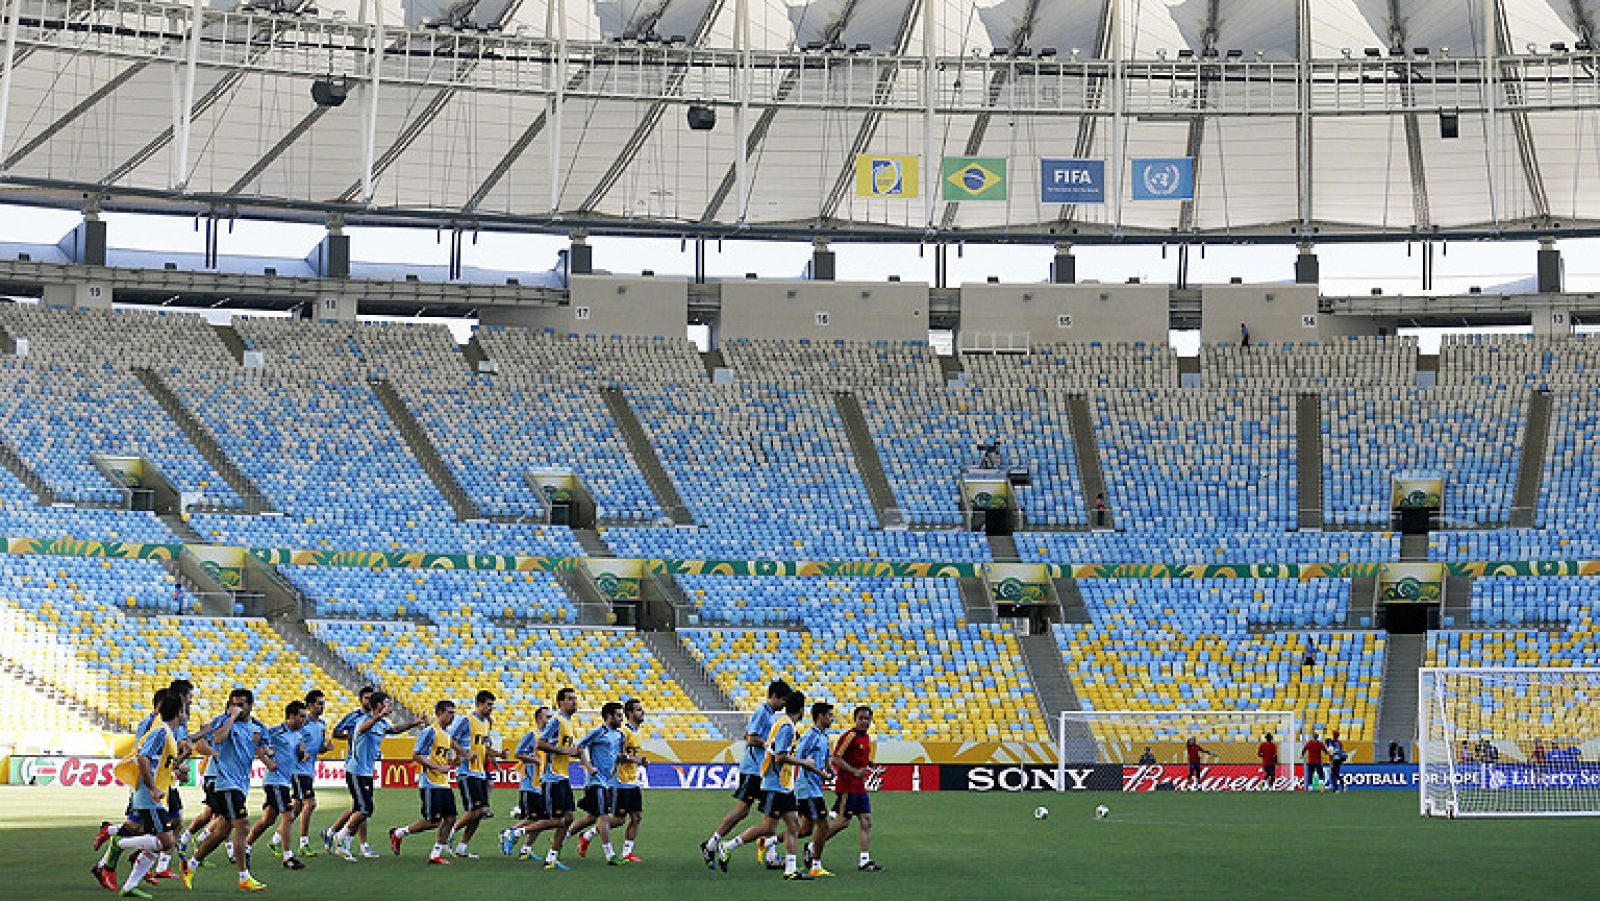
top-left (244, 701), bottom-right (310, 870)
top-left (701, 679), bottom-right (791, 867)
top-left (185, 688), bottom-right (270, 892)
top-left (390, 700), bottom-right (461, 866)
top-left (529, 688), bottom-right (582, 870)
top-left (444, 690), bottom-right (499, 859)
top-left (94, 688), bottom-right (169, 891)
top-left (793, 702), bottom-right (839, 878)
top-left (331, 691), bottom-right (423, 861)
top-left (827, 705), bottom-right (883, 871)
top-left (288, 690), bottom-right (329, 858)
top-left (139, 678), bottom-right (194, 881)
top-left (103, 691), bottom-right (190, 899)
top-left (717, 691), bottom-right (822, 881)
top-left (322, 686), bottom-right (374, 855)
top-left (498, 706), bottom-right (552, 859)
top-left (572, 701), bottom-right (628, 865)
top-left (576, 698), bottom-right (648, 864)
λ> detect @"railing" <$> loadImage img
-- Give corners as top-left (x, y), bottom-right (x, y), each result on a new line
top-left (959, 331), bottom-right (1031, 355)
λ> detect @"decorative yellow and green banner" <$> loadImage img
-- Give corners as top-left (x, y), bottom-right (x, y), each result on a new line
top-left (942, 156), bottom-right (1007, 201)
top-left (1378, 562), bottom-right (1445, 603)
top-left (1392, 476), bottom-right (1443, 509)
top-left (987, 563), bottom-right (1051, 604)
top-left (528, 472), bottom-right (576, 505)
top-left (187, 545), bottom-right (246, 590)
top-left (97, 456), bottom-right (146, 488)
top-left (962, 475), bottom-right (1011, 511)
top-left (586, 558), bottom-right (643, 601)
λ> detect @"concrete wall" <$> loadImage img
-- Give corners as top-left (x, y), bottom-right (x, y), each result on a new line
top-left (718, 280), bottom-right (929, 341)
top-left (1318, 311), bottom-right (1386, 338)
top-left (957, 283), bottom-right (1169, 346)
top-left (478, 274), bottom-right (688, 338)
top-left (1200, 284), bottom-right (1320, 344)
top-left (41, 282), bottom-right (113, 311)
top-left (312, 294), bottom-right (358, 322)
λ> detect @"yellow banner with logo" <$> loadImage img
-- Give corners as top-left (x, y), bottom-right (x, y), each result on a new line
top-left (854, 155), bottom-right (919, 198)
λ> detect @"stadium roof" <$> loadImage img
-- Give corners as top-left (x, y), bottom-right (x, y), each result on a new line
top-left (2, 0), bottom-right (1600, 244)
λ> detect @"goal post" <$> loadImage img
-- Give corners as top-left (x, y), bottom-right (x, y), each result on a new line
top-left (1056, 710), bottom-right (1300, 792)
top-left (1419, 667), bottom-right (1600, 818)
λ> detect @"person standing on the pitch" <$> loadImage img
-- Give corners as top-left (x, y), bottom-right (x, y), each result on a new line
top-left (1325, 730), bottom-right (1348, 793)
top-left (1184, 737), bottom-right (1211, 786)
top-left (1257, 733), bottom-right (1279, 789)
top-left (1302, 733), bottom-right (1327, 791)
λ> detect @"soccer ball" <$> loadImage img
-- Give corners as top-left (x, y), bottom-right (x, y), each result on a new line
top-left (509, 805), bottom-right (522, 819)
top-left (1032, 806), bottom-right (1049, 820)
top-left (1095, 805), bottom-right (1110, 819)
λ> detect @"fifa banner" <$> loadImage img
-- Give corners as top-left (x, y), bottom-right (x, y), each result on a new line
top-left (585, 557), bottom-right (642, 602)
top-left (1392, 475), bottom-right (1443, 509)
top-left (1040, 158), bottom-right (1105, 204)
top-left (187, 543), bottom-right (246, 591)
top-left (854, 155), bottom-right (919, 198)
top-left (1377, 562), bottom-right (1444, 604)
top-left (986, 562), bottom-right (1051, 605)
top-left (1131, 158), bottom-right (1194, 201)
top-left (941, 157), bottom-right (1007, 201)
top-left (961, 475), bottom-right (1011, 511)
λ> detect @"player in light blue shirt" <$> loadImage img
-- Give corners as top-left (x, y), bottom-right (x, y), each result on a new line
top-left (244, 701), bottom-right (310, 869)
top-left (185, 689), bottom-right (269, 891)
top-left (703, 679), bottom-right (792, 867)
top-left (102, 692), bottom-right (186, 895)
top-left (793, 703), bottom-right (839, 877)
top-left (323, 686), bottom-right (374, 855)
top-left (293, 690), bottom-right (329, 858)
top-left (498, 706), bottom-right (552, 859)
top-left (716, 691), bottom-right (821, 879)
top-left (330, 690), bottom-right (423, 860)
top-left (571, 702), bottom-right (626, 864)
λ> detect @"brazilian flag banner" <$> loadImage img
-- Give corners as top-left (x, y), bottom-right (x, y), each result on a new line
top-left (942, 156), bottom-right (1007, 201)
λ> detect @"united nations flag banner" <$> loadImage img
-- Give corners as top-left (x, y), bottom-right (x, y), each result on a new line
top-left (942, 156), bottom-right (1007, 201)
top-left (1131, 158), bottom-right (1194, 201)
top-left (854, 154), bottom-right (919, 198)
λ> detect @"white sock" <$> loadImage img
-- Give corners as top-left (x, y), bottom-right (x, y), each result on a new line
top-left (270, 833), bottom-right (281, 847)
top-left (602, 842), bottom-right (614, 859)
top-left (394, 826), bottom-right (409, 838)
top-left (785, 853), bottom-right (796, 875)
top-left (123, 852), bottom-right (156, 892)
top-left (299, 836), bottom-right (311, 848)
top-left (860, 852), bottom-right (871, 865)
top-left (224, 840), bottom-right (235, 861)
top-left (582, 827), bottom-right (596, 842)
top-left (722, 836), bottom-right (744, 852)
top-left (178, 830), bottom-right (192, 846)
top-left (508, 827), bottom-right (526, 838)
top-left (282, 850), bottom-right (294, 862)
top-left (454, 842), bottom-right (469, 856)
top-left (707, 832), bottom-right (722, 847)
top-left (195, 829), bottom-right (210, 846)
top-left (544, 848), bottom-right (558, 864)
top-left (119, 834), bottom-right (162, 853)
top-left (432, 843), bottom-right (445, 859)
top-left (360, 843), bottom-right (373, 853)
top-left (622, 840), bottom-right (634, 856)
top-left (156, 852), bottom-right (171, 871)
top-left (98, 844), bottom-right (115, 867)
top-left (333, 827), bottom-right (349, 844)
top-left (239, 868), bottom-right (252, 882)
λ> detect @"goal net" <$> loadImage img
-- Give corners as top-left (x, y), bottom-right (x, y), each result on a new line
top-left (1419, 668), bottom-right (1600, 817)
top-left (1057, 710), bottom-right (1300, 792)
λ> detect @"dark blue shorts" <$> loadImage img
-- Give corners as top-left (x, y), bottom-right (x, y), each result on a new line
top-left (458, 774), bottom-right (491, 812)
top-left (833, 792), bottom-right (871, 819)
top-left (518, 789), bottom-right (543, 820)
top-left (612, 787), bottom-right (643, 815)
top-left (345, 773), bottom-right (375, 817)
top-left (732, 774), bottom-right (764, 803)
top-left (262, 784), bottom-right (295, 813)
top-left (129, 806), bottom-right (169, 835)
top-left (797, 796), bottom-right (827, 822)
top-left (420, 786), bottom-right (457, 823)
top-left (292, 774), bottom-right (315, 801)
top-left (541, 780), bottom-right (575, 819)
top-left (760, 791), bottom-right (797, 818)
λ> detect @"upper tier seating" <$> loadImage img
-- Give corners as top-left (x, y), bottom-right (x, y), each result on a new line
top-left (1322, 386), bottom-right (1525, 527)
top-left (965, 342), bottom-right (1180, 391)
top-left (1016, 530), bottom-right (1399, 564)
top-left (281, 564), bottom-right (575, 623)
top-left (0, 361), bottom-right (242, 508)
top-left (311, 619), bottom-right (716, 740)
top-left (1059, 579), bottom-right (1382, 740)
top-left (234, 317), bottom-right (465, 379)
top-left (0, 305), bottom-right (235, 368)
top-left (1202, 337), bottom-right (1417, 389)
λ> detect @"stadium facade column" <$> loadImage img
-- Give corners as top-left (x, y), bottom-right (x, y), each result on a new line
top-left (1051, 244), bottom-right (1075, 284)
top-left (60, 210), bottom-right (108, 267)
top-left (810, 239), bottom-right (835, 281)
top-left (309, 220), bottom-right (350, 280)
top-left (1536, 237), bottom-right (1562, 294)
top-left (1294, 243), bottom-right (1318, 285)
top-left (569, 234), bottom-right (593, 276)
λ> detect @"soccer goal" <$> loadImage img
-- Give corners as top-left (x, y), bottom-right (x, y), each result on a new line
top-left (1418, 667), bottom-right (1600, 818)
top-left (1056, 710), bottom-right (1300, 792)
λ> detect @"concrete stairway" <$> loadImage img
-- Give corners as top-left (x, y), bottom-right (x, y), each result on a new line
top-left (269, 618), bottom-right (422, 725)
top-left (957, 576), bottom-right (998, 623)
top-left (1066, 395), bottom-right (1112, 529)
top-left (0, 439), bottom-right (53, 503)
top-left (371, 379), bottom-right (483, 522)
top-left (1296, 393), bottom-right (1324, 530)
top-left (1, 653), bottom-right (124, 732)
top-left (214, 324), bottom-right (248, 364)
top-left (1052, 577), bottom-right (1094, 625)
top-left (642, 631), bottom-right (743, 740)
top-left (599, 387), bottom-right (693, 525)
top-left (1346, 576), bottom-right (1378, 628)
top-left (557, 567), bottom-right (617, 626)
top-left (573, 529), bottom-right (613, 558)
top-left (833, 392), bottom-right (904, 528)
top-left (987, 533), bottom-right (1020, 562)
top-left (159, 513), bottom-right (204, 542)
top-left (1377, 631), bottom-right (1426, 749)
top-left (135, 367), bottom-right (273, 513)
top-left (1510, 390), bottom-right (1552, 528)
top-left (1399, 533), bottom-right (1429, 562)
top-left (461, 335), bottom-right (489, 373)
top-left (1017, 633), bottom-right (1089, 750)
top-left (700, 349), bottom-right (726, 378)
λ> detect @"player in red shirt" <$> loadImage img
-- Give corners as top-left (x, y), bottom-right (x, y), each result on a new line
top-left (1302, 733), bottom-right (1327, 791)
top-left (1184, 737), bottom-right (1211, 785)
top-left (1257, 733), bottom-right (1280, 789)
top-left (825, 706), bottom-right (882, 872)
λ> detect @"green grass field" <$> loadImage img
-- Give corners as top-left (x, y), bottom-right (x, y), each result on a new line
top-left (4, 786), bottom-right (1598, 900)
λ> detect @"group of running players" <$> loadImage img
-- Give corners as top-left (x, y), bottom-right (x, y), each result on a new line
top-left (88, 676), bottom-right (882, 895)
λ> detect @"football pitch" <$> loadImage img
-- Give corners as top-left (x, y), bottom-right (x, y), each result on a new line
top-left (4, 786), bottom-right (1598, 900)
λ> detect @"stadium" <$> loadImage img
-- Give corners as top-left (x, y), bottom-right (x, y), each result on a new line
top-left (2, 0), bottom-right (1600, 896)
